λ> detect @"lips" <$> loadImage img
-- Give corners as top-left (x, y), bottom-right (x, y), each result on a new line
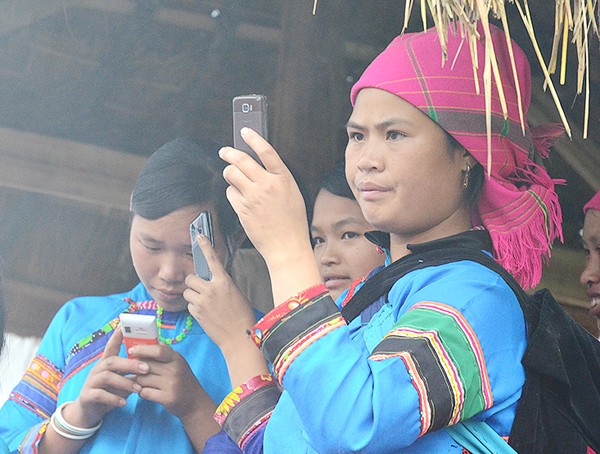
top-left (155, 288), bottom-right (182, 302)
top-left (589, 295), bottom-right (600, 318)
top-left (356, 181), bottom-right (390, 201)
top-left (323, 274), bottom-right (351, 290)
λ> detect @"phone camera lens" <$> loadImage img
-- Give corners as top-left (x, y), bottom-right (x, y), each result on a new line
top-left (242, 103), bottom-right (250, 113)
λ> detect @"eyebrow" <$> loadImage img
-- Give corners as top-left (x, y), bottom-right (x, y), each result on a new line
top-left (345, 117), bottom-right (416, 131)
top-left (138, 233), bottom-right (162, 244)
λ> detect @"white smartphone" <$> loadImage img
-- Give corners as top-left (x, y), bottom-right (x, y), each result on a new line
top-left (232, 94), bottom-right (268, 164)
top-left (119, 313), bottom-right (159, 358)
top-left (190, 211), bottom-right (214, 280)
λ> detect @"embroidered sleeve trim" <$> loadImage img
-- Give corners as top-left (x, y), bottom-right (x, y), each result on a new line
top-left (19, 420), bottom-right (49, 453)
top-left (250, 283), bottom-right (327, 347)
top-left (214, 374), bottom-right (281, 450)
top-left (10, 355), bottom-right (62, 420)
top-left (369, 301), bottom-right (493, 436)
top-left (250, 284), bottom-right (345, 383)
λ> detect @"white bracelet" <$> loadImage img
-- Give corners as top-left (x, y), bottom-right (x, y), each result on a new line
top-left (50, 401), bottom-right (102, 440)
top-left (50, 415), bottom-right (92, 440)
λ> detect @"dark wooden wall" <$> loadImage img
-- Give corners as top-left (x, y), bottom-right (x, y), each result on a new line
top-left (0, 1), bottom-right (598, 338)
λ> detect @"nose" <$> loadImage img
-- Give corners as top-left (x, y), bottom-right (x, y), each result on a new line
top-left (316, 242), bottom-right (341, 266)
top-left (157, 252), bottom-right (186, 285)
top-left (356, 139), bottom-right (384, 172)
top-left (580, 253), bottom-right (600, 289)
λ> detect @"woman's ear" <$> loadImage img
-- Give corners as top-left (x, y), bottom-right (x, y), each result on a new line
top-left (462, 151), bottom-right (478, 172)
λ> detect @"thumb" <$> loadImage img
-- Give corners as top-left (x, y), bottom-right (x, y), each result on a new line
top-left (103, 324), bottom-right (125, 358)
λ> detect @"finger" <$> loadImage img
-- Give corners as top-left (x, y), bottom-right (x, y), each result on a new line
top-left (237, 128), bottom-right (288, 173)
top-left (128, 343), bottom-right (174, 364)
top-left (102, 326), bottom-right (125, 359)
top-left (195, 233), bottom-right (226, 278)
top-left (86, 368), bottom-right (142, 397)
top-left (100, 354), bottom-right (150, 376)
top-left (222, 159), bottom-right (255, 195)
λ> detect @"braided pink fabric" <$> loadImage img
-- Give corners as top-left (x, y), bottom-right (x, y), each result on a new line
top-left (350, 24), bottom-right (564, 289)
top-left (584, 191), bottom-right (600, 215)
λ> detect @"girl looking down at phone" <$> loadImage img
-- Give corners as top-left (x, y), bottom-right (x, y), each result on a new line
top-left (310, 164), bottom-right (385, 301)
top-left (0, 139), bottom-right (262, 453)
top-left (195, 23), bottom-right (564, 453)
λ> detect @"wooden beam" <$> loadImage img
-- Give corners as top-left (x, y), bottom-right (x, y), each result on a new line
top-left (0, 127), bottom-right (145, 211)
top-left (153, 7), bottom-right (281, 44)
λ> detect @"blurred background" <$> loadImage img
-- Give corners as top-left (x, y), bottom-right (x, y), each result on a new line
top-left (0, 0), bottom-right (598, 343)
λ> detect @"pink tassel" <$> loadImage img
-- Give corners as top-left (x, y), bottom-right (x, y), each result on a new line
top-left (530, 123), bottom-right (565, 159)
top-left (489, 185), bottom-right (563, 290)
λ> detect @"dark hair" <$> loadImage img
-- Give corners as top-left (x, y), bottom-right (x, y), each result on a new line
top-left (316, 163), bottom-right (354, 201)
top-left (445, 133), bottom-right (484, 208)
top-left (130, 138), bottom-right (239, 241)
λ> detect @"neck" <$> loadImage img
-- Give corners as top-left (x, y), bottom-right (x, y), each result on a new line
top-left (389, 209), bottom-right (473, 262)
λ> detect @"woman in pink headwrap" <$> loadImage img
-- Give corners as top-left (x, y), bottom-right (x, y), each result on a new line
top-left (191, 23), bottom-right (564, 453)
top-left (581, 191), bottom-right (600, 337)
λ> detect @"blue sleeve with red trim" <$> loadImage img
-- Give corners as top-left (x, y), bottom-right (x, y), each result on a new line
top-left (252, 261), bottom-right (526, 452)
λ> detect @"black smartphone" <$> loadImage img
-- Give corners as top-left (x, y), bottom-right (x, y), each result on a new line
top-left (190, 211), bottom-right (214, 280)
top-left (232, 94), bottom-right (268, 164)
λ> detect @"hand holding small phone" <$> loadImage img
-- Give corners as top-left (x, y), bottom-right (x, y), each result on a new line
top-left (119, 313), bottom-right (159, 358)
top-left (190, 211), bottom-right (214, 280)
top-left (233, 94), bottom-right (268, 164)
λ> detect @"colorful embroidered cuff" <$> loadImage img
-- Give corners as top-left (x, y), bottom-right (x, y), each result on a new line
top-left (251, 283), bottom-right (346, 383)
top-left (19, 420), bottom-right (49, 452)
top-left (214, 374), bottom-right (281, 450)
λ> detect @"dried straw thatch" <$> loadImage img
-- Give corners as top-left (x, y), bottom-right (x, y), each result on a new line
top-left (314, 0), bottom-right (600, 161)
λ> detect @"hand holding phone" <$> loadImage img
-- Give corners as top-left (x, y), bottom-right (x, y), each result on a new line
top-left (233, 94), bottom-right (268, 164)
top-left (119, 313), bottom-right (159, 358)
top-left (190, 211), bottom-right (214, 280)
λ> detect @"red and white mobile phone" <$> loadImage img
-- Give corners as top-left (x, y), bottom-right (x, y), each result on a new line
top-left (119, 313), bottom-right (159, 358)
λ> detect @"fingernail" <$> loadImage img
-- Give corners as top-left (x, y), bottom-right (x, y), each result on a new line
top-left (138, 362), bottom-right (149, 372)
top-left (133, 383), bottom-right (142, 393)
top-left (218, 147), bottom-right (227, 157)
top-left (240, 127), bottom-right (249, 135)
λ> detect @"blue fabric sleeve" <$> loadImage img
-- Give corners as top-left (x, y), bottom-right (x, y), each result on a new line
top-left (261, 262), bottom-right (526, 453)
top-left (203, 428), bottom-right (265, 454)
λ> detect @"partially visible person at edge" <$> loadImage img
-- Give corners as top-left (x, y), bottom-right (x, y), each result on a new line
top-left (310, 163), bottom-right (385, 301)
top-left (581, 191), bottom-right (600, 339)
top-left (193, 23), bottom-right (565, 453)
top-left (0, 273), bottom-right (9, 454)
top-left (0, 139), bottom-right (262, 453)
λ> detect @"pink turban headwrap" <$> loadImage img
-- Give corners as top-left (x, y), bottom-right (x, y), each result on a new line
top-left (350, 23), bottom-right (564, 289)
top-left (584, 191), bottom-right (600, 215)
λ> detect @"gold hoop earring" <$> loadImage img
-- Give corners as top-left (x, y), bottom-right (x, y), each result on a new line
top-left (462, 164), bottom-right (471, 189)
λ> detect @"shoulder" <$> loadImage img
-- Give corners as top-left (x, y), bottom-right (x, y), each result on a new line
top-left (388, 259), bottom-right (524, 334)
top-left (393, 258), bottom-right (517, 303)
top-left (60, 286), bottom-right (139, 314)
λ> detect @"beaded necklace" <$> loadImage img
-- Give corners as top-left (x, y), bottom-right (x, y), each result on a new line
top-left (156, 305), bottom-right (193, 345)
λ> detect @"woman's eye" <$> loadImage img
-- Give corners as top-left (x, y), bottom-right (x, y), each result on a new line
top-left (141, 242), bottom-right (160, 252)
top-left (348, 131), bottom-right (364, 142)
top-left (311, 237), bottom-right (324, 247)
top-left (387, 131), bottom-right (404, 140)
top-left (342, 232), bottom-right (359, 240)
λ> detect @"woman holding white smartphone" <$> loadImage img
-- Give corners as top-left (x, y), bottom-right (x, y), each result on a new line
top-left (0, 139), bottom-right (261, 453)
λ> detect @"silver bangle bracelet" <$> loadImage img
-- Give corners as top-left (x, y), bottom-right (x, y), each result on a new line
top-left (50, 401), bottom-right (102, 439)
